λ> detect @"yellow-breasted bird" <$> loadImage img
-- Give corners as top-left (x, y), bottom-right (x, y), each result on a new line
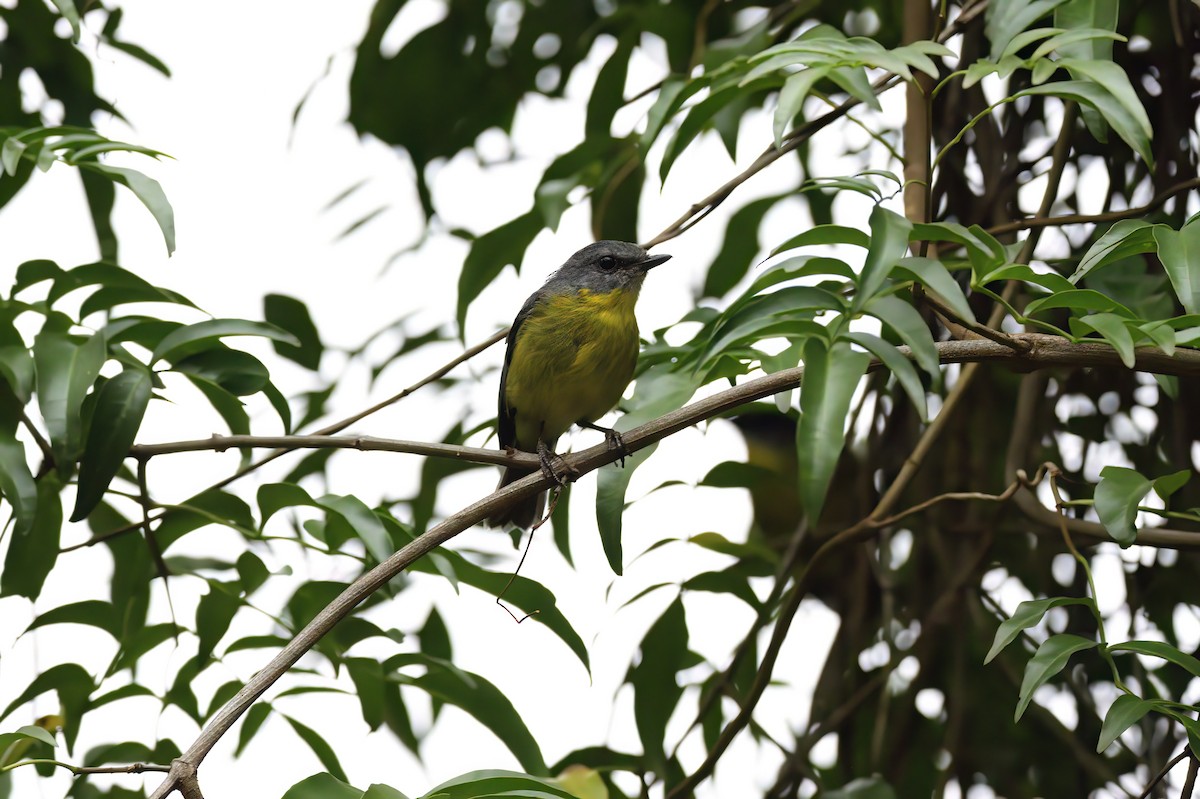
top-left (487, 241), bottom-right (671, 529)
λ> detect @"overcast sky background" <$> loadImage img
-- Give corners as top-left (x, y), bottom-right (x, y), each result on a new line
top-left (0, 2), bottom-right (848, 797)
top-left (0, 2), bottom-right (1176, 798)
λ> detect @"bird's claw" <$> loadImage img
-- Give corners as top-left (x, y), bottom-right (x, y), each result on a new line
top-left (605, 428), bottom-right (630, 468)
top-left (537, 441), bottom-right (578, 487)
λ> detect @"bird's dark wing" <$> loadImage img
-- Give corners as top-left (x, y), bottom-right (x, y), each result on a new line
top-left (497, 289), bottom-right (544, 450)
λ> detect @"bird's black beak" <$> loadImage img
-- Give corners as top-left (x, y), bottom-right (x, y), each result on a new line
top-left (639, 253), bottom-right (672, 271)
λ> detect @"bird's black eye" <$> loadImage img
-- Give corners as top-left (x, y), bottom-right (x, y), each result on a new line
top-left (598, 255), bottom-right (617, 270)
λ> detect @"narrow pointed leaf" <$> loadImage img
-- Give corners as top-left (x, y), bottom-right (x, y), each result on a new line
top-left (797, 338), bottom-right (869, 524)
top-left (1097, 694), bottom-right (1155, 752)
top-left (1016, 634), bottom-right (1097, 721)
top-left (71, 369), bottom-right (151, 521)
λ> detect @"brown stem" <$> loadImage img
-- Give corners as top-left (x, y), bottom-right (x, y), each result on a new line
top-left (986, 177), bottom-right (1200, 238)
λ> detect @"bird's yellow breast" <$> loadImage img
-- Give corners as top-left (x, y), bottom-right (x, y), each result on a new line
top-left (504, 288), bottom-right (640, 448)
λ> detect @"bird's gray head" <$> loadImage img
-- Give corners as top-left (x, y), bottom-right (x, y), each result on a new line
top-left (544, 240), bottom-right (671, 296)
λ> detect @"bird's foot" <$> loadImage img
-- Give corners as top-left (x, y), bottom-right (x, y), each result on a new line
top-left (581, 421), bottom-right (629, 467)
top-left (537, 439), bottom-right (578, 486)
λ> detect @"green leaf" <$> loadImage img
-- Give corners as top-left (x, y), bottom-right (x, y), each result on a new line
top-left (985, 596), bottom-right (1090, 663)
top-left (152, 319), bottom-right (299, 365)
top-left (34, 328), bottom-right (107, 470)
top-left (894, 257), bottom-right (976, 323)
top-left (0, 663), bottom-right (94, 748)
top-left (0, 724), bottom-right (57, 751)
top-left (346, 658), bottom-right (388, 731)
top-left (320, 495), bottom-right (392, 564)
top-left (71, 369), bottom-right (151, 521)
top-left (1071, 219), bottom-right (1158, 283)
top-left (83, 164), bottom-right (175, 254)
top-left (1017, 81), bottom-right (1152, 166)
top-left (628, 596), bottom-right (687, 775)
top-left (1024, 288), bottom-right (1132, 317)
top-left (392, 655), bottom-right (547, 776)
top-left (235, 703), bottom-right (273, 756)
top-left (0, 472), bottom-right (62, 600)
top-left (25, 599), bottom-right (118, 637)
top-left (47, 262), bottom-right (194, 308)
top-left (1058, 58), bottom-right (1152, 143)
top-left (846, 332), bottom-right (927, 421)
top-left (196, 581), bottom-right (241, 661)
top-left (683, 570), bottom-right (760, 608)
top-left (419, 770), bottom-right (577, 799)
top-left (1015, 633), bottom-right (1097, 721)
top-left (774, 66), bottom-right (832, 147)
top-left (1096, 694), bottom-right (1155, 752)
top-left (259, 482), bottom-right (320, 527)
top-left (0, 324), bottom-right (34, 405)
top-left (864, 294), bottom-right (939, 377)
top-left (280, 772), bottom-right (362, 799)
top-left (49, 0), bottom-right (81, 42)
top-left (796, 338), bottom-right (870, 524)
top-left (852, 206), bottom-right (913, 312)
top-left (1109, 640), bottom-right (1200, 679)
top-left (284, 715), bottom-right (348, 783)
top-left (265, 294), bottom-right (324, 371)
top-left (1094, 466), bottom-right (1152, 547)
top-left (982, 263), bottom-right (1076, 294)
top-left (397, 535), bottom-right (589, 673)
top-left (0, 431), bottom-right (37, 536)
top-left (172, 348), bottom-right (270, 397)
top-left (456, 210), bottom-right (542, 330)
top-left (1153, 222), bottom-right (1200, 314)
top-left (1054, 0), bottom-right (1119, 60)
top-left (596, 368), bottom-right (697, 574)
top-left (911, 222), bottom-right (1005, 274)
top-left (986, 0), bottom-right (1069, 59)
top-left (185, 375), bottom-right (250, 438)
top-left (362, 784), bottom-right (410, 799)
top-left (1071, 313), bottom-right (1135, 368)
top-left (771, 224), bottom-right (871, 255)
top-left (1153, 470), bottom-right (1190, 500)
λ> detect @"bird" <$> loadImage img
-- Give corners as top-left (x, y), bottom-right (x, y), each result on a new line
top-left (486, 240), bottom-right (671, 529)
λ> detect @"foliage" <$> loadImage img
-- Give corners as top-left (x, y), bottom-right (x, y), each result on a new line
top-left (3, 1), bottom-right (1200, 798)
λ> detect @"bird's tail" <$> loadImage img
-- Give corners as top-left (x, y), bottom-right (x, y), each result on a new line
top-left (486, 466), bottom-right (545, 530)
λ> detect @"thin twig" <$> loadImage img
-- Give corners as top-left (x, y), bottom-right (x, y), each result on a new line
top-left (987, 177), bottom-right (1200, 237)
top-left (61, 328), bottom-right (511, 554)
top-left (209, 327), bottom-right (510, 492)
top-left (128, 435), bottom-right (539, 466)
top-left (1182, 753), bottom-right (1199, 799)
top-left (1137, 748), bottom-right (1190, 799)
top-left (0, 758), bottom-right (170, 776)
top-left (18, 408), bottom-right (54, 467)
top-left (136, 457), bottom-right (170, 580)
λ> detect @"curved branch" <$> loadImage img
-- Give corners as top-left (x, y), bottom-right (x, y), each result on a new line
top-left (146, 333), bottom-right (1200, 799)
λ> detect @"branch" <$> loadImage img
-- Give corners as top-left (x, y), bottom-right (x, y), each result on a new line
top-left (129, 434), bottom-right (539, 468)
top-left (987, 177), bottom-right (1200, 237)
top-left (0, 758), bottom-right (169, 776)
top-left (146, 333), bottom-right (1200, 799)
top-left (207, 327), bottom-right (510, 492)
top-left (1137, 749), bottom-right (1190, 799)
top-left (61, 330), bottom-right (510, 553)
top-left (18, 408), bottom-right (54, 468)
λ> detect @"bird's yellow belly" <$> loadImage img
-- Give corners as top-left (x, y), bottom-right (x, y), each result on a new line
top-left (505, 289), bottom-right (639, 449)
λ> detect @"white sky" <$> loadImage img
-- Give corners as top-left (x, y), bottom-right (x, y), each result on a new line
top-left (3, 3), bottom-right (1183, 798)
top-left (0, 2), bottom-right (850, 797)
